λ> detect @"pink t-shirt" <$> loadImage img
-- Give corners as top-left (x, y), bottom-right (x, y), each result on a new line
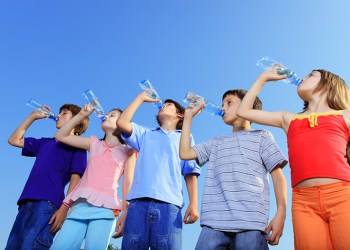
top-left (64, 136), bottom-right (134, 209)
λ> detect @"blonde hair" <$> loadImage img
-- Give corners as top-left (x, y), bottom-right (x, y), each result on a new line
top-left (303, 69), bottom-right (350, 165)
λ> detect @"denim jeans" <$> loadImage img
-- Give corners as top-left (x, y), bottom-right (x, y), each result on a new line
top-left (122, 198), bottom-right (182, 250)
top-left (195, 226), bottom-right (269, 250)
top-left (6, 200), bottom-right (58, 250)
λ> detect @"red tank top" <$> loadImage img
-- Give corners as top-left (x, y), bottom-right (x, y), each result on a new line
top-left (287, 111), bottom-right (350, 186)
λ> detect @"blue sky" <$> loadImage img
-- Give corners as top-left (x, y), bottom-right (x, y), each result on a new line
top-left (1, 1), bottom-right (350, 249)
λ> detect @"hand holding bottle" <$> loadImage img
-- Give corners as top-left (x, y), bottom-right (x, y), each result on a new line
top-left (82, 89), bottom-right (106, 121)
top-left (183, 92), bottom-right (224, 117)
top-left (139, 80), bottom-right (163, 110)
top-left (26, 98), bottom-right (58, 121)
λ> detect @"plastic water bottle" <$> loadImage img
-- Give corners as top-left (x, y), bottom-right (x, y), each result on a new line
top-left (183, 92), bottom-right (224, 117)
top-left (256, 56), bottom-right (302, 86)
top-left (26, 99), bottom-right (58, 121)
top-left (139, 80), bottom-right (163, 110)
top-left (82, 89), bottom-right (106, 121)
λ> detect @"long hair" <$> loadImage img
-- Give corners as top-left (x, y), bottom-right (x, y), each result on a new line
top-left (302, 69), bottom-right (350, 165)
top-left (59, 104), bottom-right (89, 135)
top-left (101, 108), bottom-right (125, 144)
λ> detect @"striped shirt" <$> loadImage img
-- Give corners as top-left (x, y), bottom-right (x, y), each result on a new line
top-left (193, 130), bottom-right (287, 232)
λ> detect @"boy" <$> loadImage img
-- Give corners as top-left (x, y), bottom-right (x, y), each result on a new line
top-left (117, 91), bottom-right (200, 249)
top-left (6, 104), bottom-right (89, 250)
top-left (179, 89), bottom-right (287, 249)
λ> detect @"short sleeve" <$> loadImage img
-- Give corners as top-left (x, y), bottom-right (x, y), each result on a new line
top-left (22, 137), bottom-right (41, 157)
top-left (121, 122), bottom-right (148, 152)
top-left (182, 134), bottom-right (201, 176)
top-left (260, 130), bottom-right (288, 173)
top-left (69, 148), bottom-right (88, 175)
top-left (193, 138), bottom-right (214, 167)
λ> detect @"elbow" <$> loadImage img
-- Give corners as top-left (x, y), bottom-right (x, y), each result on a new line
top-left (236, 107), bottom-right (244, 118)
top-left (8, 137), bottom-right (15, 146)
top-left (179, 150), bottom-right (190, 160)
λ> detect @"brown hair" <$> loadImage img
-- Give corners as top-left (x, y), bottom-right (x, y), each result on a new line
top-left (101, 108), bottom-right (125, 144)
top-left (59, 104), bottom-right (89, 136)
top-left (302, 69), bottom-right (350, 165)
top-left (156, 99), bottom-right (185, 130)
top-left (222, 89), bottom-right (262, 110)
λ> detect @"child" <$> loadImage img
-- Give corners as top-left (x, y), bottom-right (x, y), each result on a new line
top-left (50, 105), bottom-right (137, 250)
top-left (6, 104), bottom-right (89, 250)
top-left (117, 91), bottom-right (201, 249)
top-left (236, 69), bottom-right (350, 249)
top-left (180, 89), bottom-right (288, 249)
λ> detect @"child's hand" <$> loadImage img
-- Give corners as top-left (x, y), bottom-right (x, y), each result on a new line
top-left (49, 204), bottom-right (68, 233)
top-left (259, 67), bottom-right (288, 83)
top-left (183, 203), bottom-right (199, 224)
top-left (184, 103), bottom-right (205, 119)
top-left (79, 103), bottom-right (95, 116)
top-left (265, 212), bottom-right (285, 245)
top-left (138, 91), bottom-right (161, 103)
top-left (30, 104), bottom-right (52, 120)
top-left (112, 211), bottom-right (127, 238)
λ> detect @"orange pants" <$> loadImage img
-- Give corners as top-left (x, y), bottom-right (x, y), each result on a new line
top-left (292, 181), bottom-right (350, 250)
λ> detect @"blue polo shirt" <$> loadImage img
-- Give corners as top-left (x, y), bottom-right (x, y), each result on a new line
top-left (122, 122), bottom-right (200, 207)
top-left (19, 137), bottom-right (87, 208)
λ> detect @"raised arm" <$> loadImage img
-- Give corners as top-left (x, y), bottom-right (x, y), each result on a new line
top-left (54, 104), bottom-right (92, 150)
top-left (266, 166), bottom-right (287, 246)
top-left (8, 111), bottom-right (48, 148)
top-left (179, 104), bottom-right (204, 160)
top-left (117, 91), bottom-right (159, 136)
top-left (236, 71), bottom-right (292, 132)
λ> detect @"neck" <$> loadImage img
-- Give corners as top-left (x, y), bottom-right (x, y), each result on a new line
top-left (160, 119), bottom-right (177, 132)
top-left (232, 119), bottom-right (251, 132)
top-left (306, 94), bottom-right (331, 113)
top-left (104, 133), bottom-right (121, 146)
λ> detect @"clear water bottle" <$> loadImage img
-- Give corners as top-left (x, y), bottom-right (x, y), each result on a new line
top-left (183, 92), bottom-right (224, 117)
top-left (82, 89), bottom-right (106, 121)
top-left (256, 56), bottom-right (302, 86)
top-left (139, 80), bottom-right (163, 110)
top-left (26, 99), bottom-right (58, 121)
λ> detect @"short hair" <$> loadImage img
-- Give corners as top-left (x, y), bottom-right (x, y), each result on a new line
top-left (156, 99), bottom-right (185, 130)
top-left (59, 104), bottom-right (89, 135)
top-left (101, 108), bottom-right (125, 144)
top-left (222, 89), bottom-right (262, 110)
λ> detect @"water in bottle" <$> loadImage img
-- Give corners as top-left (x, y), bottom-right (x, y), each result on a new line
top-left (183, 92), bottom-right (224, 117)
top-left (26, 99), bottom-right (58, 121)
top-left (82, 89), bottom-right (107, 121)
top-left (256, 56), bottom-right (302, 86)
top-left (139, 80), bottom-right (163, 110)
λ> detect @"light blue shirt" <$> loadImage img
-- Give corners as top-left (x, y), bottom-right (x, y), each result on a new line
top-left (122, 122), bottom-right (200, 207)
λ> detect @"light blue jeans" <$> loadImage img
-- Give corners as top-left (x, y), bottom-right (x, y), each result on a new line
top-left (195, 226), bottom-right (269, 250)
top-left (122, 198), bottom-right (182, 250)
top-left (6, 200), bottom-right (58, 250)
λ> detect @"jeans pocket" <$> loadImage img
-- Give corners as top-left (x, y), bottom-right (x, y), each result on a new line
top-left (33, 227), bottom-right (55, 249)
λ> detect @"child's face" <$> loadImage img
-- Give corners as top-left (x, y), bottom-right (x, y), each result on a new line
top-left (56, 109), bottom-right (73, 129)
top-left (102, 110), bottom-right (120, 131)
top-left (298, 71), bottom-right (321, 100)
top-left (159, 102), bottom-right (181, 119)
top-left (221, 94), bottom-right (241, 125)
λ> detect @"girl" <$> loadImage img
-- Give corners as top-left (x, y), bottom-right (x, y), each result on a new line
top-left (236, 68), bottom-right (350, 249)
top-left (50, 105), bottom-right (136, 250)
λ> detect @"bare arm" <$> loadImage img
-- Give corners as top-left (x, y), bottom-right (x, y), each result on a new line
top-left (236, 71), bottom-right (292, 132)
top-left (117, 91), bottom-right (160, 136)
top-left (179, 104), bottom-right (204, 160)
top-left (183, 174), bottom-right (199, 224)
top-left (113, 152), bottom-right (137, 238)
top-left (54, 104), bottom-right (92, 150)
top-left (49, 173), bottom-right (82, 233)
top-left (8, 111), bottom-right (47, 148)
top-left (266, 166), bottom-right (287, 245)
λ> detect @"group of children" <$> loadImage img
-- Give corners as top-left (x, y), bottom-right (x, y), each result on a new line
top-left (5, 66), bottom-right (350, 250)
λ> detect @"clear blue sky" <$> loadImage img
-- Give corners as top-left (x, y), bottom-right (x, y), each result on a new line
top-left (1, 1), bottom-right (350, 249)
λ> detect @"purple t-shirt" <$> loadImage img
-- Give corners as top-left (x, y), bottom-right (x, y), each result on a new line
top-left (18, 137), bottom-right (87, 208)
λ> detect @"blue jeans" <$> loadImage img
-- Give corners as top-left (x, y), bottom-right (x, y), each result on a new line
top-left (6, 200), bottom-right (58, 250)
top-left (122, 198), bottom-right (182, 250)
top-left (195, 226), bottom-right (269, 250)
